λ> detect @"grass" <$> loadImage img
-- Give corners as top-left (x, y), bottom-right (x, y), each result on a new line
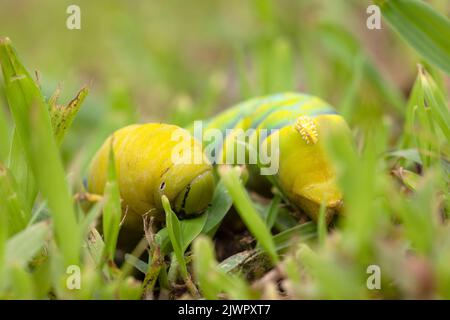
top-left (0, 0), bottom-right (449, 300)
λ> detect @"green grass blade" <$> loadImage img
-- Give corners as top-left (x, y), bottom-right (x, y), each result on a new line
top-left (219, 166), bottom-right (279, 264)
top-left (6, 221), bottom-right (50, 267)
top-left (202, 179), bottom-right (233, 235)
top-left (0, 162), bottom-right (30, 235)
top-left (79, 200), bottom-right (104, 240)
top-left (254, 221), bottom-right (317, 252)
top-left (402, 71), bottom-right (422, 151)
top-left (7, 130), bottom-right (37, 207)
top-left (0, 39), bottom-right (38, 208)
top-left (0, 37), bottom-right (80, 265)
top-left (264, 193), bottom-right (281, 229)
top-left (193, 235), bottom-right (253, 300)
top-left (179, 213), bottom-right (207, 253)
top-left (418, 65), bottom-right (450, 142)
top-left (0, 104), bottom-right (10, 163)
top-left (156, 205), bottom-right (208, 255)
top-left (297, 244), bottom-right (365, 299)
top-left (101, 140), bottom-right (122, 262)
top-left (162, 195), bottom-right (200, 297)
top-left (50, 87), bottom-right (89, 145)
top-left (403, 65), bottom-right (448, 167)
top-left (162, 195), bottom-right (188, 278)
top-left (272, 222), bottom-right (317, 251)
top-left (395, 172), bottom-right (438, 254)
top-left (192, 235), bottom-right (221, 299)
top-left (0, 174), bottom-right (6, 290)
top-left (10, 266), bottom-right (35, 299)
top-left (86, 228), bottom-right (105, 266)
top-left (317, 199), bottom-right (327, 245)
top-left (324, 124), bottom-right (388, 259)
top-left (124, 254), bottom-right (149, 274)
top-left (376, 0), bottom-right (450, 74)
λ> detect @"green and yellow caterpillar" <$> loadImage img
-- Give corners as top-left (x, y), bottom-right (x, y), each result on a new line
top-left (87, 92), bottom-right (351, 237)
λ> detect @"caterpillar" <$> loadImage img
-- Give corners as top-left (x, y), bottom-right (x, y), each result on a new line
top-left (87, 92), bottom-right (350, 240)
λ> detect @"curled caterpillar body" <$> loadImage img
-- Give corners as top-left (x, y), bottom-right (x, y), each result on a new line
top-left (199, 92), bottom-right (351, 223)
top-left (87, 123), bottom-right (215, 237)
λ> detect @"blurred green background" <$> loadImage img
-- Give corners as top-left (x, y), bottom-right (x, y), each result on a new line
top-left (1, 0), bottom-right (449, 183)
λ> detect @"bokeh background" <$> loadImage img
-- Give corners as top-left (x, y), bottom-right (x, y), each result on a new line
top-left (1, 0), bottom-right (449, 183)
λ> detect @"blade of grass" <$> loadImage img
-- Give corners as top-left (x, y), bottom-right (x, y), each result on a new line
top-left (402, 71), bottom-right (422, 151)
top-left (86, 228), bottom-right (105, 266)
top-left (0, 104), bottom-right (9, 162)
top-left (125, 254), bottom-right (149, 274)
top-left (0, 162), bottom-right (30, 235)
top-left (50, 86), bottom-right (89, 145)
top-left (221, 222), bottom-right (317, 277)
top-left (394, 171), bottom-right (438, 254)
top-left (162, 197), bottom-right (184, 262)
top-left (0, 174), bottom-right (6, 290)
top-left (161, 195), bottom-right (199, 297)
top-left (193, 235), bottom-right (253, 300)
top-left (0, 37), bottom-right (80, 265)
top-left (296, 244), bottom-right (366, 299)
top-left (10, 266), bottom-right (35, 299)
top-left (79, 200), bottom-right (104, 240)
top-left (7, 130), bottom-right (37, 207)
top-left (156, 207), bottom-right (208, 255)
top-left (202, 178), bottom-right (233, 235)
top-left (318, 198), bottom-right (328, 245)
top-left (264, 193), bottom-right (281, 229)
top-left (101, 138), bottom-right (122, 263)
top-left (404, 65), bottom-right (448, 168)
top-left (418, 65), bottom-right (450, 142)
top-left (324, 124), bottom-right (388, 261)
top-left (219, 165), bottom-right (279, 264)
top-left (375, 0), bottom-right (450, 74)
top-left (272, 222), bottom-right (317, 251)
top-left (6, 221), bottom-right (50, 267)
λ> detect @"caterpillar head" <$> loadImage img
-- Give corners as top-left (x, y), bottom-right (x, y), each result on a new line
top-left (154, 164), bottom-right (215, 219)
top-left (154, 131), bottom-right (215, 218)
